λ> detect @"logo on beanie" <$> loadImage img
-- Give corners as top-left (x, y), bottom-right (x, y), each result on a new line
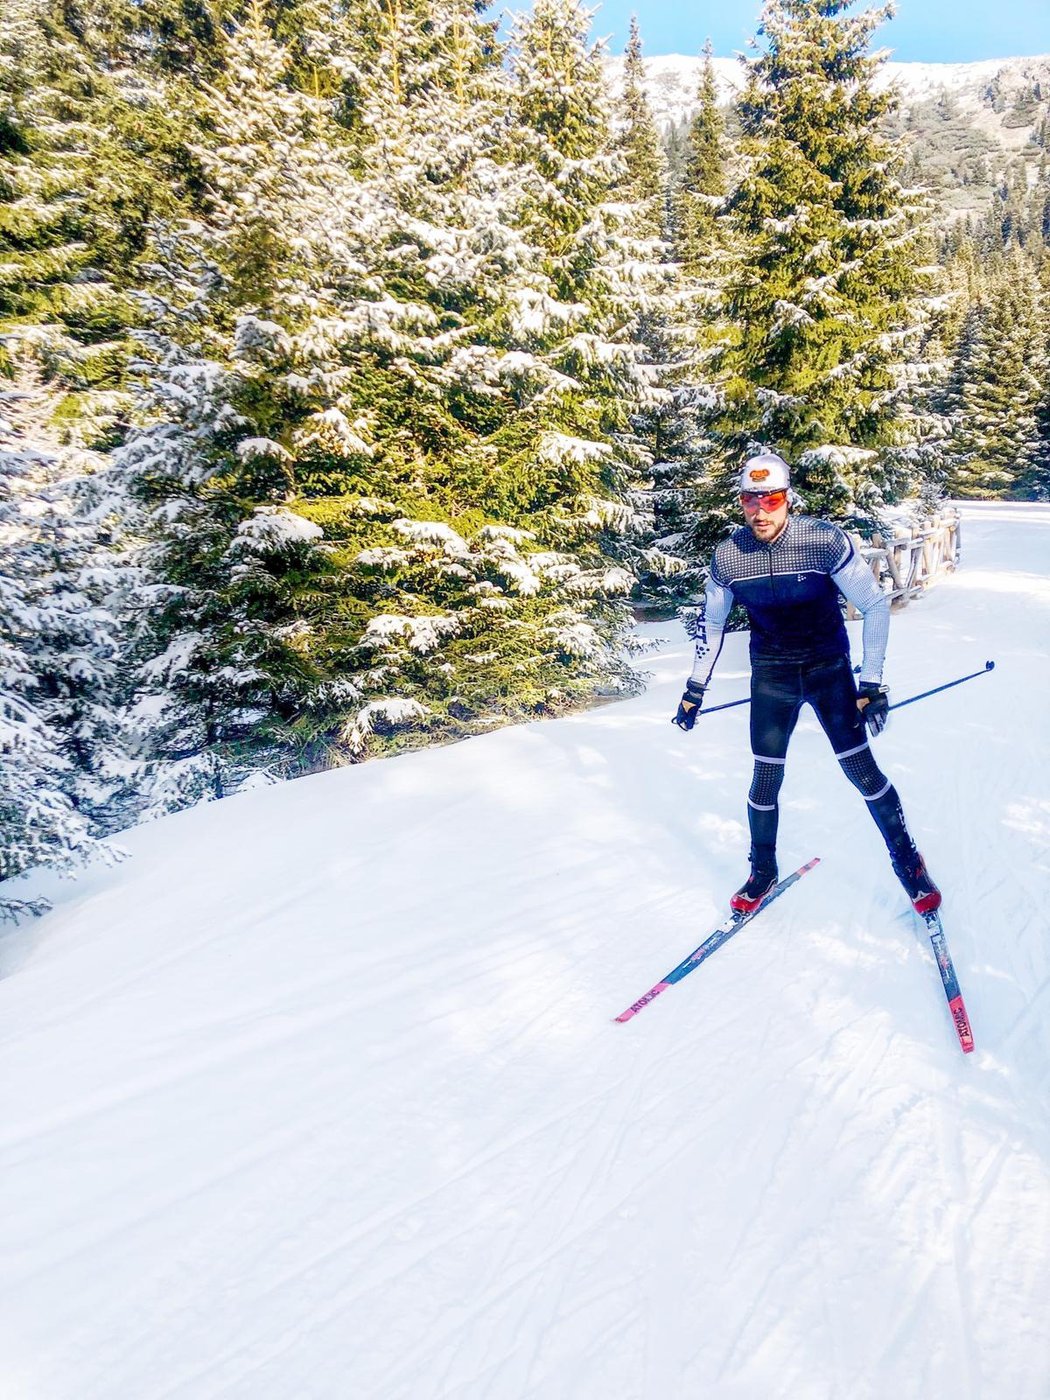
top-left (749, 469), bottom-right (770, 482)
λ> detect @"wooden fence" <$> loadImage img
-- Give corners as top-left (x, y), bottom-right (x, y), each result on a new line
top-left (846, 509), bottom-right (961, 616)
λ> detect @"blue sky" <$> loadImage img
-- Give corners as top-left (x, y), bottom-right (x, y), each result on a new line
top-left (547, 1), bottom-right (1050, 65)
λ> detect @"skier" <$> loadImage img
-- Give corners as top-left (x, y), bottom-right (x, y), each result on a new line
top-left (673, 452), bottom-right (941, 916)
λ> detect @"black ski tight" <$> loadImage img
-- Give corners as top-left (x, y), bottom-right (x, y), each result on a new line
top-left (747, 654), bottom-right (911, 861)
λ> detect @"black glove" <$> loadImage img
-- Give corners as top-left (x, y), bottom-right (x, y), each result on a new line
top-left (673, 679), bottom-right (706, 731)
top-left (857, 681), bottom-right (889, 736)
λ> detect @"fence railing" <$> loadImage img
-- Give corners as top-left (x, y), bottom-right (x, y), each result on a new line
top-left (845, 509), bottom-right (961, 616)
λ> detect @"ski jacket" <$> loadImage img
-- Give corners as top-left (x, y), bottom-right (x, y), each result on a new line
top-left (689, 515), bottom-right (889, 686)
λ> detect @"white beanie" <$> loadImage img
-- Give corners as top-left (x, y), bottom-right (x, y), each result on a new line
top-left (739, 453), bottom-right (790, 493)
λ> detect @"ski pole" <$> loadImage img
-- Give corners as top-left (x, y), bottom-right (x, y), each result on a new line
top-left (696, 660), bottom-right (995, 719)
top-left (699, 694), bottom-right (751, 717)
top-left (887, 659), bottom-right (994, 712)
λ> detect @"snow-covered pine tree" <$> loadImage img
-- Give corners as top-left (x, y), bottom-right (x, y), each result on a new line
top-left (301, 0), bottom-right (662, 759)
top-left (647, 39), bottom-right (736, 596)
top-left (0, 0), bottom-right (161, 448)
top-left (675, 40), bottom-right (728, 279)
top-left (495, 0), bottom-right (662, 578)
top-left (0, 0), bottom-right (95, 339)
top-left (715, 0), bottom-right (931, 528)
top-left (0, 0), bottom-right (143, 855)
top-left (944, 249), bottom-right (1049, 498)
top-left (1025, 254), bottom-right (1050, 500)
top-left (292, 0), bottom-right (652, 757)
top-left (602, 19), bottom-right (706, 601)
top-left (115, 2), bottom-right (375, 806)
top-left (613, 18), bottom-right (667, 239)
top-left (0, 379), bottom-right (120, 918)
top-left (882, 227), bottom-right (977, 511)
top-left (0, 367), bottom-right (133, 828)
top-left (113, 0), bottom-right (635, 780)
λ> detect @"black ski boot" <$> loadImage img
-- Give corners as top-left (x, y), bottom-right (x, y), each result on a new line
top-left (891, 844), bottom-right (941, 914)
top-left (731, 848), bottom-right (778, 914)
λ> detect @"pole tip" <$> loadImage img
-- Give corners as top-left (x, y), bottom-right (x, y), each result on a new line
top-left (985, 660), bottom-right (995, 671)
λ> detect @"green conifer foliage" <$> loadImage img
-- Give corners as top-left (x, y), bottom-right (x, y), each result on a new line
top-left (650, 40), bottom-right (737, 586)
top-left (675, 40), bottom-right (727, 277)
top-left (945, 249), bottom-right (1049, 498)
top-left (288, 0), bottom-right (648, 757)
top-left (117, 3), bottom-right (375, 804)
top-left (502, 0), bottom-right (660, 542)
top-left (0, 0), bottom-right (136, 387)
top-left (604, 20), bottom-right (706, 599)
top-left (0, 0), bottom-right (203, 455)
top-left (717, 0), bottom-right (930, 522)
top-left (0, 1), bottom-right (88, 330)
top-left (0, 0), bottom-right (149, 856)
top-left (0, 359), bottom-right (129, 912)
top-left (117, 0), bottom-right (651, 782)
top-left (613, 19), bottom-right (667, 238)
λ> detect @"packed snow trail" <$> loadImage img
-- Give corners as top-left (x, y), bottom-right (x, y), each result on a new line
top-left (1, 502), bottom-right (1048, 1400)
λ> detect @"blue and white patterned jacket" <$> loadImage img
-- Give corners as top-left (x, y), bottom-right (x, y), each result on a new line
top-left (689, 515), bottom-right (889, 686)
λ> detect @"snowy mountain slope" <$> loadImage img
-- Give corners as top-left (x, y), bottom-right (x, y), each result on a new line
top-left (604, 51), bottom-right (1050, 132)
top-left (1, 501), bottom-right (1048, 1400)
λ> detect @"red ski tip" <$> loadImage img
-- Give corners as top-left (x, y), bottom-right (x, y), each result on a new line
top-left (613, 858), bottom-right (820, 1025)
top-left (949, 995), bottom-right (975, 1053)
top-left (614, 982), bottom-right (671, 1022)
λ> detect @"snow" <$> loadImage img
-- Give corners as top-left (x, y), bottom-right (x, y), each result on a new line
top-left (392, 519), bottom-right (470, 554)
top-left (234, 437), bottom-right (292, 462)
top-left (604, 51), bottom-right (1050, 131)
top-left (343, 696), bottom-right (430, 752)
top-left (1, 501), bottom-right (1048, 1399)
top-left (361, 614), bottom-right (461, 654)
top-left (230, 506), bottom-right (323, 551)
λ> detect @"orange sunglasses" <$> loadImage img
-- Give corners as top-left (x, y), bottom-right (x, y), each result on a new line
top-left (740, 489), bottom-right (788, 510)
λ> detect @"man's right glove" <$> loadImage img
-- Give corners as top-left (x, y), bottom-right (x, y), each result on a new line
top-left (673, 679), bottom-right (706, 731)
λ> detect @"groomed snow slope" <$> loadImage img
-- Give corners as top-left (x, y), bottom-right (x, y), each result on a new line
top-left (2, 502), bottom-right (1048, 1400)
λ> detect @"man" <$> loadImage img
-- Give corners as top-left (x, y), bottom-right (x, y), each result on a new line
top-left (673, 452), bottom-right (940, 916)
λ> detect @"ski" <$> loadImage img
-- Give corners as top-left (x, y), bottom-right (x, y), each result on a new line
top-left (921, 910), bottom-right (975, 1054)
top-left (614, 858), bottom-right (820, 1023)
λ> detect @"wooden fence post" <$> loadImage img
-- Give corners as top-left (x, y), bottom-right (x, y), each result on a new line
top-left (844, 508), bottom-right (961, 618)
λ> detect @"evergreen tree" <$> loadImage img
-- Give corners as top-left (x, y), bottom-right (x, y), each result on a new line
top-left (675, 39), bottom-right (728, 277)
top-left (648, 38), bottom-right (738, 591)
top-left (117, 0), bottom-right (653, 784)
top-left (0, 376), bottom-right (120, 917)
top-left (115, 2), bottom-right (372, 805)
top-left (1, 365), bottom-right (133, 829)
top-left (605, 19), bottom-right (706, 599)
top-left (0, 0), bottom-right (137, 440)
top-left (715, 0), bottom-right (931, 528)
top-left (613, 18), bottom-right (667, 238)
top-left (0, 0), bottom-right (200, 406)
top-left (0, 0), bottom-right (95, 332)
top-left (945, 249), bottom-right (1049, 498)
top-left (0, 1), bottom-right (145, 867)
top-left (301, 0), bottom-right (650, 754)
top-left (501, 0), bottom-right (662, 545)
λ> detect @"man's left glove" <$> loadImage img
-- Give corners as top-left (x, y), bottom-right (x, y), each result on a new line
top-left (857, 681), bottom-right (889, 736)
top-left (673, 679), bottom-right (706, 731)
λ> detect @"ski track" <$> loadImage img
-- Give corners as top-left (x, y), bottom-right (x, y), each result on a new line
top-left (1, 503), bottom-right (1049, 1399)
